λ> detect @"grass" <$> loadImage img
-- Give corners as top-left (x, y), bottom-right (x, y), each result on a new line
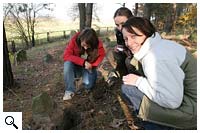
top-left (5, 18), bottom-right (114, 40)
top-left (5, 17), bottom-right (115, 52)
top-left (27, 40), bottom-right (67, 59)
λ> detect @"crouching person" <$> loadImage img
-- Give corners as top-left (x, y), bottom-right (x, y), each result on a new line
top-left (121, 17), bottom-right (197, 129)
top-left (63, 28), bottom-right (105, 100)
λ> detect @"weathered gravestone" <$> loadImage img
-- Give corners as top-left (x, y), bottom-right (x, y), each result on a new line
top-left (31, 92), bottom-right (63, 129)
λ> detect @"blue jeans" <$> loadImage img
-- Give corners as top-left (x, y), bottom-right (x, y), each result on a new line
top-left (121, 84), bottom-right (144, 111)
top-left (64, 61), bottom-right (97, 93)
top-left (121, 84), bottom-right (174, 130)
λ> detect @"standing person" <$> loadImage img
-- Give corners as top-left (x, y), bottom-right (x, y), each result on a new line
top-left (121, 17), bottom-right (196, 129)
top-left (63, 28), bottom-right (105, 100)
top-left (108, 7), bottom-right (143, 85)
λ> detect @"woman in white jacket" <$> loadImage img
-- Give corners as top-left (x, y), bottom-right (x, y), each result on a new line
top-left (121, 17), bottom-right (196, 129)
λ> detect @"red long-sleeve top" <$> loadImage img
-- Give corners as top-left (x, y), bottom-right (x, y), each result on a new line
top-left (63, 32), bottom-right (105, 67)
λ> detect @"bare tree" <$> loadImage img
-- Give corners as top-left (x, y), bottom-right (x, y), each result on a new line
top-left (26, 3), bottom-right (53, 47)
top-left (85, 3), bottom-right (93, 27)
top-left (68, 4), bottom-right (79, 21)
top-left (6, 4), bottom-right (29, 47)
top-left (69, 3), bottom-right (99, 26)
top-left (3, 3), bottom-right (12, 21)
top-left (5, 3), bottom-right (53, 48)
top-left (134, 3), bottom-right (138, 16)
top-left (3, 23), bottom-right (14, 90)
top-left (143, 3), bottom-right (153, 20)
top-left (78, 3), bottom-right (93, 31)
top-left (78, 3), bottom-right (86, 31)
top-left (163, 4), bottom-right (176, 33)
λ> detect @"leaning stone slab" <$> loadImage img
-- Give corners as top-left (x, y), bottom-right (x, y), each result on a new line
top-left (32, 92), bottom-right (53, 116)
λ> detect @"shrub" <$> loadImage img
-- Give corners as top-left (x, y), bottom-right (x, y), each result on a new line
top-left (16, 49), bottom-right (27, 62)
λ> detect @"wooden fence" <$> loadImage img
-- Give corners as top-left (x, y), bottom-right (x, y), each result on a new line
top-left (7, 26), bottom-right (115, 52)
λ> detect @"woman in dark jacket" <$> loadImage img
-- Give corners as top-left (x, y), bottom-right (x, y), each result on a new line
top-left (113, 7), bottom-right (144, 78)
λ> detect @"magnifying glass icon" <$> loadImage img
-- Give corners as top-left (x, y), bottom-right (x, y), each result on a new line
top-left (5, 116), bottom-right (18, 129)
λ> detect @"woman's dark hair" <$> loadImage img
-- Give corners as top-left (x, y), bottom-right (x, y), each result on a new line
top-left (76, 28), bottom-right (99, 50)
top-left (122, 17), bottom-right (156, 37)
top-left (113, 7), bottom-right (133, 19)
top-left (76, 28), bottom-right (99, 62)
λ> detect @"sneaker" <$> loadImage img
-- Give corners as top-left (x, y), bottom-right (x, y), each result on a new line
top-left (63, 91), bottom-right (75, 101)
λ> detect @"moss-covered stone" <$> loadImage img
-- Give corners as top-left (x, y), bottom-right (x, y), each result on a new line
top-left (16, 49), bottom-right (27, 62)
top-left (43, 53), bottom-right (53, 63)
top-left (32, 92), bottom-right (53, 116)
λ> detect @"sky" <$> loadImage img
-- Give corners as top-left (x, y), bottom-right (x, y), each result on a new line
top-left (52, 3), bottom-right (136, 23)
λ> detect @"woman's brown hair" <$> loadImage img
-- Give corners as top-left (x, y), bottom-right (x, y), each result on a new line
top-left (122, 17), bottom-right (156, 37)
top-left (76, 28), bottom-right (99, 50)
top-left (113, 7), bottom-right (133, 19)
top-left (76, 28), bottom-right (99, 63)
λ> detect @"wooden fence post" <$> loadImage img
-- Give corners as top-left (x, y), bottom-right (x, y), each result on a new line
top-left (47, 32), bottom-right (50, 42)
top-left (11, 40), bottom-right (16, 53)
top-left (63, 31), bottom-right (66, 39)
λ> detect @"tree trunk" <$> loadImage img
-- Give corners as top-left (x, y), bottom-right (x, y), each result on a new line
top-left (164, 4), bottom-right (174, 33)
top-left (3, 24), bottom-right (14, 90)
top-left (11, 40), bottom-right (17, 53)
top-left (31, 11), bottom-right (36, 47)
top-left (78, 3), bottom-right (86, 31)
top-left (85, 3), bottom-right (93, 28)
top-left (32, 31), bottom-right (35, 47)
top-left (143, 4), bottom-right (152, 20)
top-left (134, 3), bottom-right (138, 16)
top-left (164, 17), bottom-right (173, 33)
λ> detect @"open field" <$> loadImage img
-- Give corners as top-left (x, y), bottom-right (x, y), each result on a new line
top-left (5, 17), bottom-right (115, 40)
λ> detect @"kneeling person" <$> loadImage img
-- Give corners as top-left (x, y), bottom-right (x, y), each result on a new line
top-left (63, 28), bottom-right (105, 100)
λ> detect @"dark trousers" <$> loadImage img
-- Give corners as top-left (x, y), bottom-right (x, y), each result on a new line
top-left (113, 51), bottom-right (128, 78)
top-left (113, 51), bottom-right (144, 78)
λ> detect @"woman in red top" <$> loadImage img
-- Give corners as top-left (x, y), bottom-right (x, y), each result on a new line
top-left (63, 28), bottom-right (105, 100)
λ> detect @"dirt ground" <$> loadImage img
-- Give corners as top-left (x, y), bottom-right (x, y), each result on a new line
top-left (3, 37), bottom-right (197, 130)
top-left (3, 41), bottom-right (136, 130)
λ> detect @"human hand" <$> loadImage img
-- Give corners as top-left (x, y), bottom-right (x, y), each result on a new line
top-left (84, 61), bottom-right (92, 70)
top-left (122, 74), bottom-right (140, 86)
